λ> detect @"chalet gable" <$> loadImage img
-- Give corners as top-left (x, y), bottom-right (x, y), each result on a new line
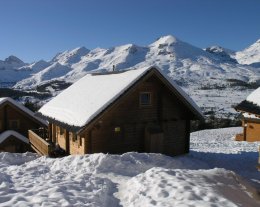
top-left (38, 66), bottom-right (204, 132)
top-left (0, 97), bottom-right (47, 126)
top-left (0, 130), bottom-right (29, 144)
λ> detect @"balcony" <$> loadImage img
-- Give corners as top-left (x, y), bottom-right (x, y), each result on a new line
top-left (28, 128), bottom-right (52, 156)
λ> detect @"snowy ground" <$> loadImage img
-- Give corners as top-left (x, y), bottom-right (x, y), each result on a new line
top-left (0, 127), bottom-right (259, 207)
top-left (187, 87), bottom-right (254, 118)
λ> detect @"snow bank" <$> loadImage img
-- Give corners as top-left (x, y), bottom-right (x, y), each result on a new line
top-left (0, 127), bottom-right (259, 206)
top-left (118, 168), bottom-right (258, 207)
top-left (190, 127), bottom-right (260, 186)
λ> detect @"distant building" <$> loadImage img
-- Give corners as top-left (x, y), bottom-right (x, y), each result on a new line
top-left (0, 97), bottom-right (47, 153)
top-left (29, 66), bottom-right (203, 156)
top-left (234, 87), bottom-right (260, 142)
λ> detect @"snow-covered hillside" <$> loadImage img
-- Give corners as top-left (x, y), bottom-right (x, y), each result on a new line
top-left (0, 56), bottom-right (52, 85)
top-left (0, 127), bottom-right (259, 206)
top-left (1, 35), bottom-right (260, 117)
top-left (235, 39), bottom-right (260, 65)
top-left (13, 35), bottom-right (260, 90)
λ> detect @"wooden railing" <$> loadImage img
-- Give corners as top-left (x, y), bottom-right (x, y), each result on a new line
top-left (29, 129), bottom-right (52, 156)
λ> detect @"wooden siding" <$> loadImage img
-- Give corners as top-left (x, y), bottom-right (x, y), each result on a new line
top-left (46, 72), bottom-right (195, 156)
top-left (0, 101), bottom-right (46, 153)
top-left (56, 126), bottom-right (67, 151)
top-left (81, 74), bottom-right (191, 156)
top-left (69, 133), bottom-right (85, 154)
top-left (0, 103), bottom-right (43, 137)
top-left (50, 124), bottom-right (85, 154)
top-left (244, 121), bottom-right (260, 142)
top-left (0, 135), bottom-right (31, 153)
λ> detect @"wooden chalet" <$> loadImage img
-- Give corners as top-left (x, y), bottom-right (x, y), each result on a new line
top-left (30, 66), bottom-right (204, 156)
top-left (234, 87), bottom-right (260, 142)
top-left (0, 97), bottom-right (47, 153)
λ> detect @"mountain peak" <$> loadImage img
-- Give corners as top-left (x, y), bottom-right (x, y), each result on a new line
top-left (235, 38), bottom-right (260, 65)
top-left (52, 46), bottom-right (90, 64)
top-left (4, 55), bottom-right (24, 64)
top-left (70, 46), bottom-right (90, 54)
top-left (151, 35), bottom-right (179, 47)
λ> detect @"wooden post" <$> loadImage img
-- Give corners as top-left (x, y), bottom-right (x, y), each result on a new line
top-left (52, 124), bottom-right (56, 144)
top-left (65, 130), bottom-right (70, 154)
top-left (243, 121), bottom-right (247, 141)
top-left (85, 130), bottom-right (92, 153)
top-left (48, 124), bottom-right (52, 142)
top-left (3, 105), bottom-right (7, 130)
top-left (185, 119), bottom-right (190, 153)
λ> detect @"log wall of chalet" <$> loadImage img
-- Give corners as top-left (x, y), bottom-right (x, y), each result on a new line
top-left (0, 100), bottom-right (46, 153)
top-left (243, 119), bottom-right (260, 142)
top-left (0, 103), bottom-right (41, 136)
top-left (0, 135), bottom-right (31, 153)
top-left (44, 71), bottom-right (199, 156)
top-left (79, 74), bottom-right (192, 156)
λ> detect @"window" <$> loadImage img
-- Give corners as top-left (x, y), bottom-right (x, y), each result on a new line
top-left (140, 92), bottom-right (152, 106)
top-left (9, 120), bottom-right (20, 130)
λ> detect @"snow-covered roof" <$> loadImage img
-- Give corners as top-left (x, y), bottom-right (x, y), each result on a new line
top-left (0, 97), bottom-right (47, 126)
top-left (0, 130), bottom-right (29, 144)
top-left (39, 66), bottom-right (203, 128)
top-left (246, 87), bottom-right (260, 107)
top-left (243, 112), bottom-right (260, 120)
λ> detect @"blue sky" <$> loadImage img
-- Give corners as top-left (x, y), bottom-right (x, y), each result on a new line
top-left (0, 0), bottom-right (260, 62)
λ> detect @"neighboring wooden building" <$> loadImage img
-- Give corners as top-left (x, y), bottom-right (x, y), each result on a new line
top-left (0, 97), bottom-right (47, 153)
top-left (234, 87), bottom-right (260, 142)
top-left (30, 66), bottom-right (203, 156)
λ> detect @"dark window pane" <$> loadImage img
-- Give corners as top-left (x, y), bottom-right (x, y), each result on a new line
top-left (140, 92), bottom-right (151, 106)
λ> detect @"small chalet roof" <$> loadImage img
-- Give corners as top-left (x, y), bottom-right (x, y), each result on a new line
top-left (38, 66), bottom-right (203, 130)
top-left (234, 87), bottom-right (260, 116)
top-left (246, 87), bottom-right (260, 106)
top-left (0, 130), bottom-right (29, 144)
top-left (0, 97), bottom-right (47, 126)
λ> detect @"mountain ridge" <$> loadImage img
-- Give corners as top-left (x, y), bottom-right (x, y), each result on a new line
top-left (1, 35), bottom-right (260, 118)
top-left (1, 35), bottom-right (259, 89)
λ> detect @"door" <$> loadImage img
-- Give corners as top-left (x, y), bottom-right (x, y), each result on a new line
top-left (145, 125), bottom-right (164, 153)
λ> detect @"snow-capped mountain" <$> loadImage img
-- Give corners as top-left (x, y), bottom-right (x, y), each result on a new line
top-left (205, 46), bottom-right (237, 63)
top-left (12, 35), bottom-right (260, 90)
top-left (235, 39), bottom-right (260, 65)
top-left (1, 35), bottom-right (260, 117)
top-left (51, 46), bottom-right (90, 65)
top-left (0, 56), bottom-right (50, 84)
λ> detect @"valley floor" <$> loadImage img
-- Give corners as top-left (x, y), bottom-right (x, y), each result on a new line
top-left (0, 127), bottom-right (259, 207)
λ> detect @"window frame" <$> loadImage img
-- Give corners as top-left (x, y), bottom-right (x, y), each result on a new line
top-left (139, 92), bottom-right (152, 107)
